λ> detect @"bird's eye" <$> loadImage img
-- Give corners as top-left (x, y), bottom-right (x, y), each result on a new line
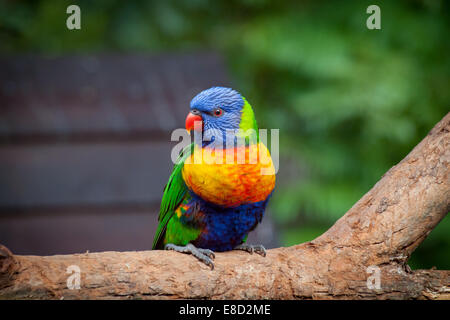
top-left (213, 108), bottom-right (223, 117)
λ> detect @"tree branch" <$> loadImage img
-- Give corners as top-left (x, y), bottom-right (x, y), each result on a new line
top-left (1, 113), bottom-right (449, 300)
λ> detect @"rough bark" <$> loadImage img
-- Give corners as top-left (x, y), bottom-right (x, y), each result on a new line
top-left (0, 113), bottom-right (449, 300)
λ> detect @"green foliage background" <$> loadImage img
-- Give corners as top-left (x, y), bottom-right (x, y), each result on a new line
top-left (1, 0), bottom-right (448, 269)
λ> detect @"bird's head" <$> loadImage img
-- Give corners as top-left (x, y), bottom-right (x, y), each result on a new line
top-left (186, 87), bottom-right (258, 146)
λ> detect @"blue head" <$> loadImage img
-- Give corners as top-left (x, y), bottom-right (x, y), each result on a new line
top-left (188, 87), bottom-right (243, 129)
top-left (185, 87), bottom-right (258, 147)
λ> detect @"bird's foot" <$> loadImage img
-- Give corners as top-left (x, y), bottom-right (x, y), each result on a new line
top-left (233, 244), bottom-right (267, 257)
top-left (164, 243), bottom-right (215, 270)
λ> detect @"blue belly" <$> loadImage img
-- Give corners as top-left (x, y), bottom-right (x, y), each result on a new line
top-left (187, 195), bottom-right (270, 251)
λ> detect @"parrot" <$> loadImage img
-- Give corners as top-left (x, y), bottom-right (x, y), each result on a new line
top-left (152, 87), bottom-right (276, 269)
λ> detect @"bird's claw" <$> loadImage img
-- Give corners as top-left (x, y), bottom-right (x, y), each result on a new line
top-left (234, 244), bottom-right (267, 257)
top-left (198, 248), bottom-right (215, 259)
top-left (165, 243), bottom-right (215, 270)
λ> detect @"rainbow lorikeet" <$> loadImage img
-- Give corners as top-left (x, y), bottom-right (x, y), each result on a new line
top-left (152, 87), bottom-right (276, 269)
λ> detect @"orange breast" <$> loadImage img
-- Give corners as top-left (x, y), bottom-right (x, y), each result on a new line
top-left (182, 142), bottom-right (276, 207)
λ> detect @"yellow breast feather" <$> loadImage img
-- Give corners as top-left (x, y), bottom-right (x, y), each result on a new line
top-left (182, 142), bottom-right (275, 207)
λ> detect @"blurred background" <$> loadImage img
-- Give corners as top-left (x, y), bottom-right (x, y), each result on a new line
top-left (0, 0), bottom-right (448, 269)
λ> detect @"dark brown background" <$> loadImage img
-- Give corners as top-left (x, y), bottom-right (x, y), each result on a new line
top-left (0, 53), bottom-right (278, 255)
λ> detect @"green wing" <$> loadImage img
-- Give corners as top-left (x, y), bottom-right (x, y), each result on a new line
top-left (152, 143), bottom-right (193, 249)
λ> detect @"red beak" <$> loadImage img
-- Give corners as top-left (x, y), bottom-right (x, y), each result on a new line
top-left (185, 112), bottom-right (203, 133)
